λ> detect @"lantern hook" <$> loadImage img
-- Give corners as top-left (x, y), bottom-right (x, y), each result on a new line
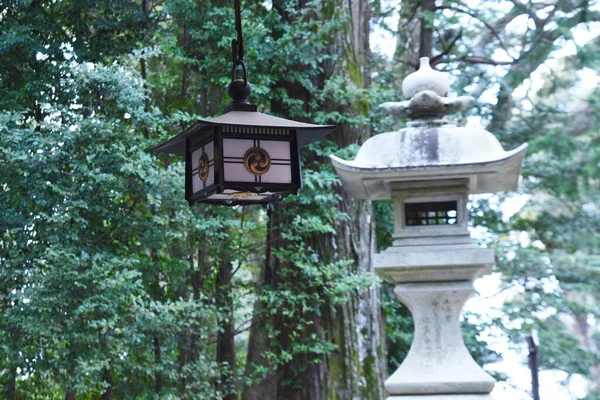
top-left (231, 0), bottom-right (247, 86)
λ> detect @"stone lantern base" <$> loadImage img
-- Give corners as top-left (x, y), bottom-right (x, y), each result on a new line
top-left (376, 244), bottom-right (497, 399)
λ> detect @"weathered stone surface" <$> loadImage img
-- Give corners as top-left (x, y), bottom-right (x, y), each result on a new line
top-left (380, 91), bottom-right (475, 119)
top-left (384, 282), bottom-right (495, 395)
top-left (330, 124), bottom-right (527, 200)
top-left (329, 56), bottom-right (527, 201)
top-left (375, 245), bottom-right (494, 283)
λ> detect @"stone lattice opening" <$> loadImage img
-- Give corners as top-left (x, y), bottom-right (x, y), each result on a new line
top-left (405, 201), bottom-right (457, 226)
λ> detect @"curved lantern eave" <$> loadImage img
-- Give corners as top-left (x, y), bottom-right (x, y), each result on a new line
top-left (330, 143), bottom-right (528, 200)
top-left (150, 111), bottom-right (335, 155)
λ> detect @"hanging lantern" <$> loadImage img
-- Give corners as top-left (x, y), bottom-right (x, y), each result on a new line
top-left (150, 1), bottom-right (334, 206)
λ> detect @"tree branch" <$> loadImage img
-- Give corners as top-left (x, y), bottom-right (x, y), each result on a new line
top-left (430, 28), bottom-right (462, 66)
top-left (437, 4), bottom-right (518, 59)
top-left (460, 55), bottom-right (515, 66)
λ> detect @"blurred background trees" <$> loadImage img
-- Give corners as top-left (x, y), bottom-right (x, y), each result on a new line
top-left (1, 0), bottom-right (599, 399)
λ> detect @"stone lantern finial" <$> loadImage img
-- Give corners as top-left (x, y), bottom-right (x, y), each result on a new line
top-left (330, 60), bottom-right (528, 400)
top-left (380, 57), bottom-right (475, 120)
top-left (402, 57), bottom-right (450, 98)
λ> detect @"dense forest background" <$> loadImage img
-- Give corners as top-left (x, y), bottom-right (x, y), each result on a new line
top-left (1, 0), bottom-right (600, 399)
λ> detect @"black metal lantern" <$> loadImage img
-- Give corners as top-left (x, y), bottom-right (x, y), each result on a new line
top-left (150, 1), bottom-right (334, 207)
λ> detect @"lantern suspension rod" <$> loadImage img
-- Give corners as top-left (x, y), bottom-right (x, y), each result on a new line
top-left (231, 0), bottom-right (247, 85)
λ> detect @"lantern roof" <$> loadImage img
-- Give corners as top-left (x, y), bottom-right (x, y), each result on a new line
top-left (330, 57), bottom-right (527, 200)
top-left (151, 110), bottom-right (334, 155)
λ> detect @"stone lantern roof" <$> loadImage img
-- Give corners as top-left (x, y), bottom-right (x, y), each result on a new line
top-left (330, 57), bottom-right (528, 200)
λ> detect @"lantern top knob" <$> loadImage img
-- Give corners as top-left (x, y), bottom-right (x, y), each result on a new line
top-left (381, 57), bottom-right (475, 120)
top-left (402, 57), bottom-right (450, 99)
top-left (225, 78), bottom-right (257, 112)
top-left (228, 78), bottom-right (252, 104)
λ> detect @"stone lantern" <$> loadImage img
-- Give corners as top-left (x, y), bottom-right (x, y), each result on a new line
top-left (330, 57), bottom-right (527, 399)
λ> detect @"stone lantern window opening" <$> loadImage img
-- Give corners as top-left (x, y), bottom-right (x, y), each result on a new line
top-left (404, 201), bottom-right (458, 226)
top-left (391, 178), bottom-right (471, 248)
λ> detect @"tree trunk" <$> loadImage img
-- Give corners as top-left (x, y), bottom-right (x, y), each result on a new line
top-left (242, 207), bottom-right (278, 400)
top-left (216, 259), bottom-right (237, 400)
top-left (190, 246), bottom-right (207, 363)
top-left (326, 1), bottom-right (387, 398)
top-left (242, 1), bottom-right (386, 399)
top-left (99, 368), bottom-right (114, 400)
top-left (140, 0), bottom-right (152, 138)
top-left (6, 366), bottom-right (16, 400)
top-left (181, 25), bottom-right (190, 99)
top-left (5, 330), bottom-right (18, 400)
top-left (419, 0), bottom-right (435, 58)
top-left (65, 364), bottom-right (76, 400)
top-left (154, 336), bottom-right (163, 394)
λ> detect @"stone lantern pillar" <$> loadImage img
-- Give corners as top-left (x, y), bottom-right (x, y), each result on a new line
top-left (330, 58), bottom-right (528, 400)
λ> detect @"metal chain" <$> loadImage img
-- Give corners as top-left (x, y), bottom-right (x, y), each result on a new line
top-left (231, 0), bottom-right (247, 85)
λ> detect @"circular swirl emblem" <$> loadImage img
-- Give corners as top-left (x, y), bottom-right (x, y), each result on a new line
top-left (198, 152), bottom-right (209, 182)
top-left (243, 147), bottom-right (271, 176)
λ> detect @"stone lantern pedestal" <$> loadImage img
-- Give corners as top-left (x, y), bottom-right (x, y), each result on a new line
top-left (331, 58), bottom-right (527, 399)
top-left (376, 180), bottom-right (495, 398)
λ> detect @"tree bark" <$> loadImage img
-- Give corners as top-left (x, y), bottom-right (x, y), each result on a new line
top-left (326, 2), bottom-right (387, 398)
top-left (181, 25), bottom-right (190, 99)
top-left (140, 0), bottom-right (152, 138)
top-left (242, 207), bottom-right (278, 400)
top-left (99, 368), bottom-right (114, 400)
top-left (65, 364), bottom-right (76, 400)
top-left (154, 336), bottom-right (163, 394)
top-left (216, 259), bottom-right (237, 400)
top-left (5, 330), bottom-right (18, 400)
top-left (419, 0), bottom-right (435, 59)
top-left (242, 1), bottom-right (386, 399)
top-left (6, 366), bottom-right (16, 400)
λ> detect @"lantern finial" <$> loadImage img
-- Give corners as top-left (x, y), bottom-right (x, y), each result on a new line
top-left (380, 57), bottom-right (475, 120)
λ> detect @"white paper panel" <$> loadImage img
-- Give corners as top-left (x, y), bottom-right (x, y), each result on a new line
top-left (260, 140), bottom-right (291, 160)
top-left (191, 147), bottom-right (203, 169)
top-left (224, 163), bottom-right (255, 182)
top-left (206, 142), bottom-right (214, 186)
top-left (208, 194), bottom-right (268, 201)
top-left (261, 164), bottom-right (292, 183)
top-left (223, 138), bottom-right (253, 158)
top-left (191, 142), bottom-right (214, 193)
top-left (205, 141), bottom-right (214, 158)
top-left (191, 147), bottom-right (203, 193)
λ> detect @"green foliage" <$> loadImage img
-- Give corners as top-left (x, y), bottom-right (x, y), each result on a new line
top-left (3, 0), bottom-right (600, 398)
top-left (1, 0), bottom-right (381, 398)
